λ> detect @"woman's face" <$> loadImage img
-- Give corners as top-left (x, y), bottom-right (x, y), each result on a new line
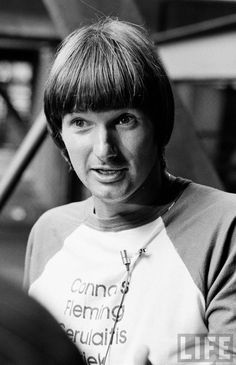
top-left (61, 108), bottom-right (160, 204)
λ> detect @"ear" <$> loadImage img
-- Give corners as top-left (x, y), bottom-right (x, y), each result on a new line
top-left (46, 124), bottom-right (73, 170)
top-left (61, 148), bottom-right (74, 171)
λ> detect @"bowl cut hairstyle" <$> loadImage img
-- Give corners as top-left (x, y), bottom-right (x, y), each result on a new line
top-left (44, 18), bottom-right (174, 167)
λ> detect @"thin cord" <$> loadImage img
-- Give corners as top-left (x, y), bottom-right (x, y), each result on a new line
top-left (103, 197), bottom-right (177, 364)
top-left (103, 269), bottom-right (131, 365)
top-left (103, 251), bottom-right (147, 365)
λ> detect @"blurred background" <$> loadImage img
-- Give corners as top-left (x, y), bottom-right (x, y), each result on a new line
top-left (0, 0), bottom-right (235, 286)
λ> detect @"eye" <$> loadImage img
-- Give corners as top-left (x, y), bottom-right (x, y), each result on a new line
top-left (117, 114), bottom-right (136, 127)
top-left (71, 118), bottom-right (90, 129)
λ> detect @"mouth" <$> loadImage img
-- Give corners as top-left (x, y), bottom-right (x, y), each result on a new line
top-left (91, 167), bottom-right (127, 182)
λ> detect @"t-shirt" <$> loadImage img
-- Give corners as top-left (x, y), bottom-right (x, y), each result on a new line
top-left (24, 177), bottom-right (236, 365)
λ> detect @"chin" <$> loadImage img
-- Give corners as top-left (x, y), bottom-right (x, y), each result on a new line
top-left (92, 191), bottom-right (126, 203)
top-left (90, 185), bottom-right (133, 203)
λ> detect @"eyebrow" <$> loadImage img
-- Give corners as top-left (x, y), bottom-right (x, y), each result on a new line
top-left (65, 110), bottom-right (135, 124)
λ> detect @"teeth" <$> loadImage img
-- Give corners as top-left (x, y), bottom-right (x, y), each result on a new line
top-left (97, 169), bottom-right (118, 175)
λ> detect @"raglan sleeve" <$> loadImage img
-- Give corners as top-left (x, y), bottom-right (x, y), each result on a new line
top-left (23, 206), bottom-right (73, 293)
top-left (205, 216), bottom-right (236, 364)
top-left (23, 212), bottom-right (51, 292)
top-left (23, 223), bottom-right (35, 291)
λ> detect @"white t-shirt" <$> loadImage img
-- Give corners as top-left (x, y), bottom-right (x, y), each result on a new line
top-left (24, 177), bottom-right (236, 365)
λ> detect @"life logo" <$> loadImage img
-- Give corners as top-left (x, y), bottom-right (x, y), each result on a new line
top-left (178, 333), bottom-right (233, 362)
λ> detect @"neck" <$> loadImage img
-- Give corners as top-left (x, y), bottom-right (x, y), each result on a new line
top-left (93, 168), bottom-right (171, 219)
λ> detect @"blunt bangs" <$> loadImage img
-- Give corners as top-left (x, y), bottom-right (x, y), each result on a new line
top-left (59, 40), bottom-right (146, 113)
top-left (44, 18), bottom-right (174, 158)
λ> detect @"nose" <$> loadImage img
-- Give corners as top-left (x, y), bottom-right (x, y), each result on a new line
top-left (93, 126), bottom-right (117, 161)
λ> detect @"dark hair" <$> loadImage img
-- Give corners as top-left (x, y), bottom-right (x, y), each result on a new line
top-left (44, 18), bottom-right (174, 167)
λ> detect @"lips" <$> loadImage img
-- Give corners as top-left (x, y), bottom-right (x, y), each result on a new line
top-left (96, 169), bottom-right (122, 175)
top-left (91, 167), bottom-right (127, 182)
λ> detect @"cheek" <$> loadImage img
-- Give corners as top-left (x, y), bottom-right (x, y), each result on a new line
top-left (128, 130), bottom-right (157, 166)
top-left (62, 136), bottom-right (89, 172)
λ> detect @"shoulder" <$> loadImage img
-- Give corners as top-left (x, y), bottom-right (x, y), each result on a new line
top-left (167, 178), bottom-right (236, 231)
top-left (165, 179), bottom-right (236, 296)
top-left (24, 198), bottom-right (93, 289)
top-left (36, 197), bottom-right (92, 222)
top-left (187, 180), bottom-right (236, 203)
top-left (179, 180), bottom-right (236, 221)
top-left (32, 197), bottom-right (92, 238)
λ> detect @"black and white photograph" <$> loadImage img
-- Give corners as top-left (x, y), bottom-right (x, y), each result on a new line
top-left (0, 1), bottom-right (235, 364)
